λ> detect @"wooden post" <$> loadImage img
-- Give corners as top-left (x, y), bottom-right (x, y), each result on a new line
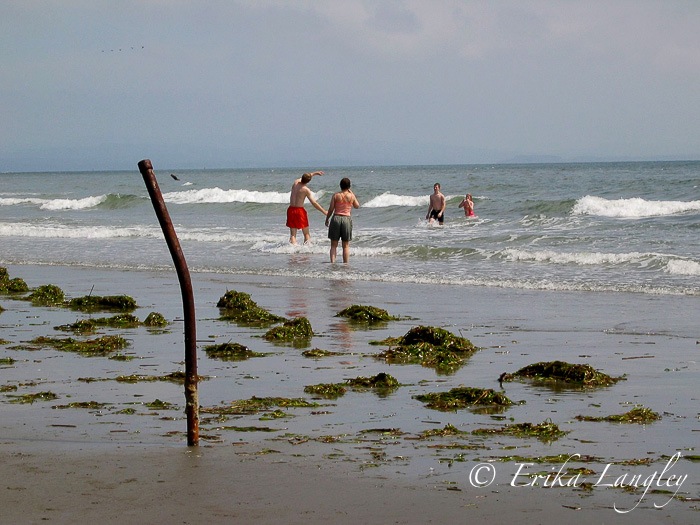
top-left (138, 159), bottom-right (199, 446)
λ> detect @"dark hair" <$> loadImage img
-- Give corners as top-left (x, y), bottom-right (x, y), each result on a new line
top-left (340, 177), bottom-right (351, 190)
top-left (301, 173), bottom-right (312, 184)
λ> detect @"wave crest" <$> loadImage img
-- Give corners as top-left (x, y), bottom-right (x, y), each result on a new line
top-left (162, 187), bottom-right (290, 204)
top-left (572, 195), bottom-right (700, 218)
top-left (364, 192), bottom-right (428, 208)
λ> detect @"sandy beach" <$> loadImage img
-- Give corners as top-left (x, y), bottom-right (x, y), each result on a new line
top-left (1, 263), bottom-right (698, 524)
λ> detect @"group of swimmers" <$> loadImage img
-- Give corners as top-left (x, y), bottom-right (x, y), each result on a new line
top-left (426, 182), bottom-right (475, 224)
top-left (285, 172), bottom-right (474, 263)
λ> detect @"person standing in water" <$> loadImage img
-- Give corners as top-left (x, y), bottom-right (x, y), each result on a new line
top-left (286, 171), bottom-right (327, 245)
top-left (426, 183), bottom-right (446, 224)
top-left (459, 193), bottom-right (475, 217)
top-left (325, 177), bottom-right (360, 263)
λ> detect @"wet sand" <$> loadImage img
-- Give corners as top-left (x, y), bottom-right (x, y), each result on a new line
top-left (0, 441), bottom-right (684, 525)
top-left (1, 264), bottom-right (698, 523)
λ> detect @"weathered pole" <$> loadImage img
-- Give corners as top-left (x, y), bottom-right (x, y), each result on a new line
top-left (138, 159), bottom-right (199, 446)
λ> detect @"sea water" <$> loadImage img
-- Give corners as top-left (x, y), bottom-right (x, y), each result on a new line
top-left (1, 161), bottom-right (698, 296)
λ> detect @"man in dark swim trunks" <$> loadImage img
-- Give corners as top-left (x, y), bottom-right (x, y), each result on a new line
top-left (426, 183), bottom-right (446, 225)
top-left (286, 170), bottom-right (327, 244)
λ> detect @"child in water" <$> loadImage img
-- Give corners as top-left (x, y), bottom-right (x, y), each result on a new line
top-left (459, 193), bottom-right (475, 217)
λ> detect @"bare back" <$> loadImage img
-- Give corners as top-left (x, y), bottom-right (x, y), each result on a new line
top-left (289, 179), bottom-right (312, 207)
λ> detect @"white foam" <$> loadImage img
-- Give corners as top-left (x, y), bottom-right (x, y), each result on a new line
top-left (364, 192), bottom-right (428, 208)
top-left (572, 195), bottom-right (700, 218)
top-left (0, 195), bottom-right (107, 210)
top-left (501, 248), bottom-right (650, 266)
top-left (665, 259), bottom-right (700, 276)
top-left (0, 222), bottom-right (155, 239)
top-left (162, 187), bottom-right (289, 204)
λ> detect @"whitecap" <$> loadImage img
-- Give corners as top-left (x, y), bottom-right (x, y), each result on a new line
top-left (572, 195), bottom-right (700, 218)
top-left (364, 192), bottom-right (428, 208)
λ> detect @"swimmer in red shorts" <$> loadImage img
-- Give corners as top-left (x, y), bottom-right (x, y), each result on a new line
top-left (286, 170), bottom-right (327, 244)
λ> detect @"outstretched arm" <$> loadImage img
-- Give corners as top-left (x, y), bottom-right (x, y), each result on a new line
top-left (308, 194), bottom-right (327, 215)
top-left (304, 170), bottom-right (324, 178)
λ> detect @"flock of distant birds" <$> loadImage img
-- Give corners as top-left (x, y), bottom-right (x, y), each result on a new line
top-left (101, 46), bottom-right (145, 52)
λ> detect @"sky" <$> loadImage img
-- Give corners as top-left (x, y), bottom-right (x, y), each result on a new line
top-left (2, 0), bottom-right (700, 172)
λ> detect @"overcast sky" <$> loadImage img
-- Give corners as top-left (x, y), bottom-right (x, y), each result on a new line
top-left (2, 0), bottom-right (699, 171)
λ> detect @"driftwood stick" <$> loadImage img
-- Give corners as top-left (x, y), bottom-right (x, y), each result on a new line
top-left (138, 159), bottom-right (199, 446)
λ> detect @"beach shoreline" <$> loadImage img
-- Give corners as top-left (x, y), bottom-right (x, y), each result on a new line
top-left (1, 263), bottom-right (698, 523)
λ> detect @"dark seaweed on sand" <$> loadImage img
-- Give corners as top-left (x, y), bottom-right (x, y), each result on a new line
top-left (335, 305), bottom-right (398, 323)
top-left (263, 317), bottom-right (313, 342)
top-left (345, 372), bottom-right (399, 391)
top-left (301, 348), bottom-right (343, 358)
top-left (204, 342), bottom-right (265, 361)
top-left (370, 326), bottom-right (478, 374)
top-left (27, 284), bottom-right (65, 306)
top-left (575, 406), bottom-right (660, 424)
top-left (115, 371), bottom-right (190, 383)
top-left (217, 290), bottom-right (286, 326)
top-left (200, 397), bottom-right (319, 416)
top-left (499, 360), bottom-right (623, 387)
top-left (31, 335), bottom-right (129, 357)
top-left (472, 420), bottom-right (568, 442)
top-left (0, 267), bottom-right (29, 294)
top-left (414, 387), bottom-right (513, 411)
top-left (304, 373), bottom-right (399, 400)
top-left (68, 294), bottom-right (137, 312)
top-left (304, 383), bottom-right (347, 398)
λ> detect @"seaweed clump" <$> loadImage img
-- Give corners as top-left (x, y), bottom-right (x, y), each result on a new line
top-left (304, 383), bottom-right (347, 399)
top-left (217, 290), bottom-right (285, 326)
top-left (200, 397), bottom-right (319, 416)
top-left (55, 314), bottom-right (142, 333)
top-left (575, 406), bottom-right (660, 424)
top-left (263, 317), bottom-right (313, 342)
top-left (68, 295), bottom-right (137, 312)
top-left (7, 391), bottom-right (59, 404)
top-left (336, 304), bottom-right (398, 323)
top-left (143, 312), bottom-right (168, 327)
top-left (414, 387), bottom-right (513, 412)
top-left (31, 335), bottom-right (129, 356)
top-left (204, 342), bottom-right (265, 361)
top-left (55, 313), bottom-right (166, 333)
top-left (0, 267), bottom-right (28, 294)
top-left (370, 326), bottom-right (478, 374)
top-left (115, 371), bottom-right (190, 384)
top-left (27, 284), bottom-right (65, 306)
top-left (346, 372), bottom-right (399, 392)
top-left (500, 360), bottom-right (623, 387)
top-left (419, 423), bottom-right (466, 439)
top-left (472, 420), bottom-right (568, 442)
top-left (302, 348), bottom-right (343, 358)
top-left (52, 401), bottom-right (108, 410)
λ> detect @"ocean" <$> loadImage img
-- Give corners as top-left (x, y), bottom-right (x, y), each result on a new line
top-left (1, 161), bottom-right (699, 295)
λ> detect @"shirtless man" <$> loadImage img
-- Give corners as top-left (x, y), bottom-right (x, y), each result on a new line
top-left (286, 170), bottom-right (327, 244)
top-left (425, 183), bottom-right (446, 225)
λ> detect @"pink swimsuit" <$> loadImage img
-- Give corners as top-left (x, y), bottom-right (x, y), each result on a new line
top-left (334, 196), bottom-right (353, 216)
